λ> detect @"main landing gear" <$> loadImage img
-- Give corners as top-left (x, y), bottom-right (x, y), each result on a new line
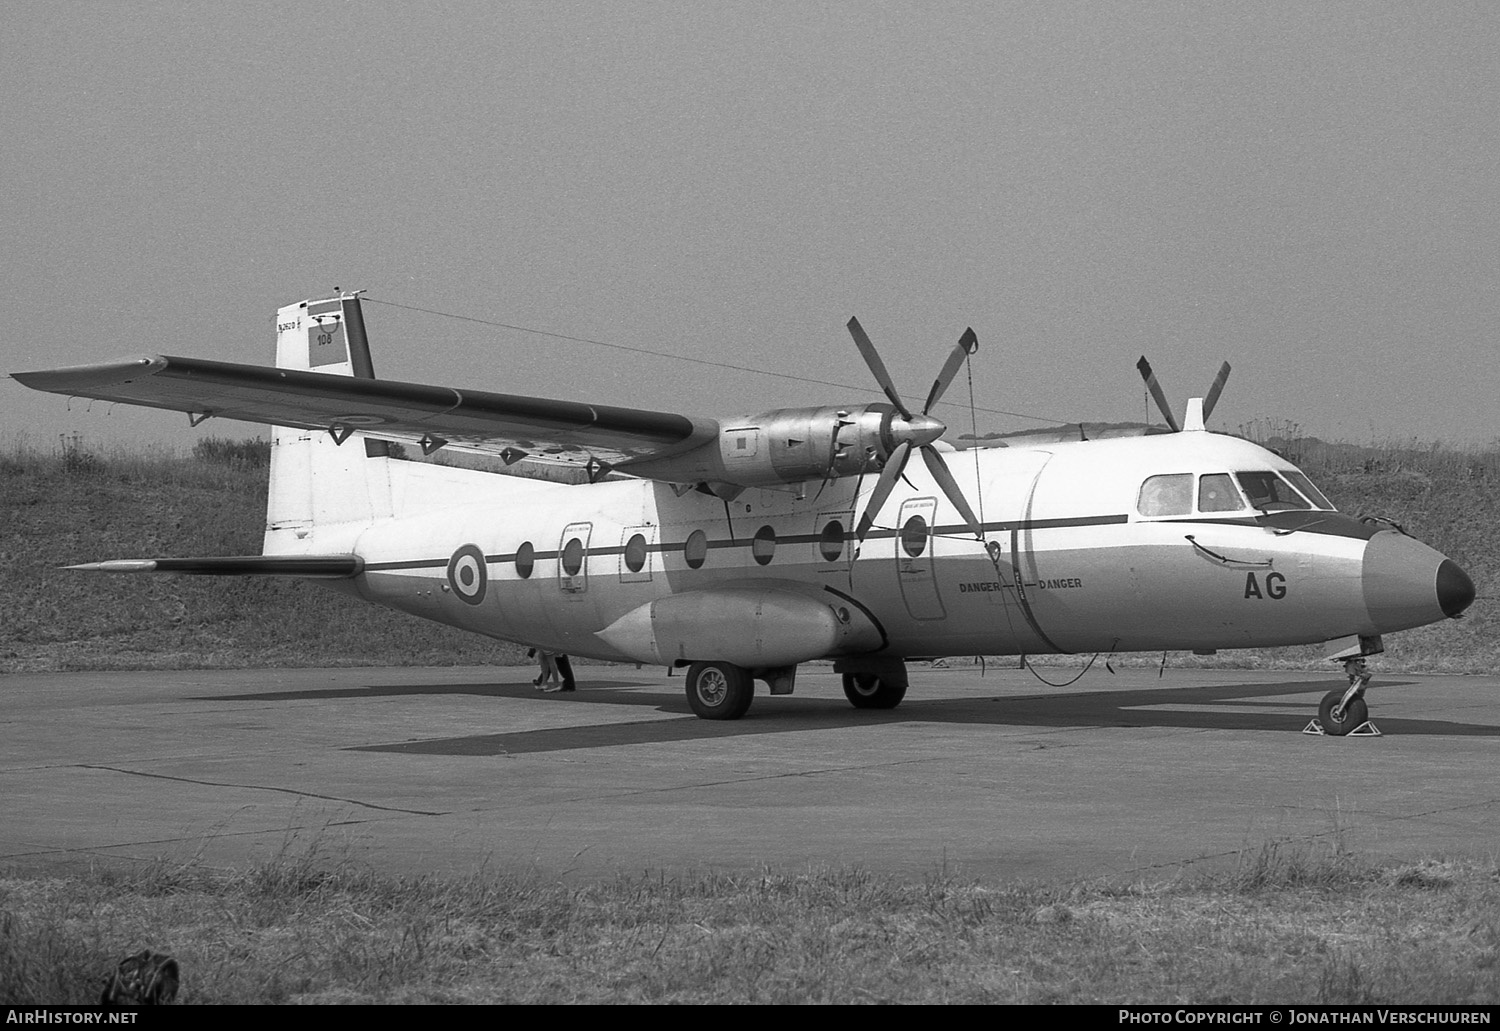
top-left (841, 672), bottom-right (907, 709)
top-left (681, 658), bottom-right (911, 720)
top-left (685, 661), bottom-right (755, 720)
top-left (1307, 657), bottom-right (1380, 737)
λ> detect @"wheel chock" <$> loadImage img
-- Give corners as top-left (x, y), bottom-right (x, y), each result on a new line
top-left (1303, 719), bottom-right (1382, 737)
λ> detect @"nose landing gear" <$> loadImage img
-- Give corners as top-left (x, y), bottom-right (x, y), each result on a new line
top-left (1306, 657), bottom-right (1382, 737)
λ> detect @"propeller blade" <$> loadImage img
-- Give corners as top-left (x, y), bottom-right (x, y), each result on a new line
top-left (922, 327), bottom-right (979, 414)
top-left (846, 317), bottom-right (913, 419)
top-left (919, 445), bottom-right (983, 539)
top-left (854, 440), bottom-right (911, 543)
top-left (1136, 356), bottom-right (1181, 433)
top-left (1201, 361), bottom-right (1231, 421)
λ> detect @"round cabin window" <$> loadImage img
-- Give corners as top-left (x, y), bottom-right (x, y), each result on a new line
top-left (561, 537), bottom-right (584, 576)
top-left (901, 514), bottom-right (928, 558)
top-left (515, 541), bottom-right (535, 579)
top-left (623, 533), bottom-right (648, 573)
top-left (684, 529), bottom-right (708, 569)
top-left (752, 525), bottom-right (777, 566)
top-left (819, 520), bottom-right (845, 562)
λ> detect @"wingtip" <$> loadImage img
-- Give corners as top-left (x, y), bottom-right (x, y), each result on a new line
top-left (13, 356), bottom-right (163, 392)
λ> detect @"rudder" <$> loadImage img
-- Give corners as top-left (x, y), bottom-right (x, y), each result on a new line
top-left (264, 294), bottom-right (395, 554)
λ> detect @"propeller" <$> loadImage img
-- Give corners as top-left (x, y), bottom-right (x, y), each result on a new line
top-left (1201, 361), bottom-right (1232, 421)
top-left (1136, 357), bottom-right (1232, 431)
top-left (846, 318), bottom-right (983, 543)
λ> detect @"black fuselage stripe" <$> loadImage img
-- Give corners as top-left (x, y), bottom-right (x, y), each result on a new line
top-left (365, 558), bottom-right (448, 571)
top-left (362, 513), bottom-right (1131, 573)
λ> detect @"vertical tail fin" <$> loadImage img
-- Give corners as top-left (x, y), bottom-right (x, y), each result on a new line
top-left (264, 294), bottom-right (394, 554)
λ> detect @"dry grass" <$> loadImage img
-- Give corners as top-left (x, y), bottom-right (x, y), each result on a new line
top-left (0, 435), bottom-right (527, 673)
top-left (2, 836), bottom-right (1496, 1005)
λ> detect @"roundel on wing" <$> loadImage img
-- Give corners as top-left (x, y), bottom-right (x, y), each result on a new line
top-left (447, 545), bottom-right (488, 606)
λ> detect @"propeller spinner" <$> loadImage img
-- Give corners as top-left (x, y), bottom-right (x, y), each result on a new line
top-left (846, 317), bottom-right (984, 544)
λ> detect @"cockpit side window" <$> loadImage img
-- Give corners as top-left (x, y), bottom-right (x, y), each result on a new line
top-left (1138, 473), bottom-right (1193, 517)
top-left (1234, 471), bottom-right (1313, 511)
top-left (1283, 470), bottom-right (1334, 510)
top-left (1198, 473), bottom-right (1245, 512)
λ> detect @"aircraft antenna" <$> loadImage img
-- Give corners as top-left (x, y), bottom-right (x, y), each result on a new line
top-left (1023, 652), bottom-right (1104, 688)
top-left (965, 344), bottom-right (987, 541)
top-left (361, 295), bottom-right (1065, 425)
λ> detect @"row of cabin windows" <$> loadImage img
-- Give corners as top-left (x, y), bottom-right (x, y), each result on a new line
top-left (508, 514), bottom-right (936, 579)
top-left (1138, 470), bottom-right (1333, 518)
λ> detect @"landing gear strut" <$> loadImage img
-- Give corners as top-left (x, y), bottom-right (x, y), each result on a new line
top-left (1312, 658), bottom-right (1376, 737)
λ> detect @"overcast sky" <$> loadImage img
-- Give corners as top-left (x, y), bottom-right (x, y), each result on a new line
top-left (6, 1), bottom-right (1498, 454)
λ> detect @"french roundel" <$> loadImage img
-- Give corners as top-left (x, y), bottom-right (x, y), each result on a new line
top-left (447, 545), bottom-right (488, 606)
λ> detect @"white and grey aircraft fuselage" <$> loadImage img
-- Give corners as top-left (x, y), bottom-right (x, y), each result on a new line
top-left (12, 294), bottom-right (1474, 728)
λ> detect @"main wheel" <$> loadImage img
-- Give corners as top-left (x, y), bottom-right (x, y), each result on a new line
top-left (1318, 689), bottom-right (1369, 736)
top-left (842, 672), bottom-right (907, 710)
top-left (685, 661), bottom-right (754, 720)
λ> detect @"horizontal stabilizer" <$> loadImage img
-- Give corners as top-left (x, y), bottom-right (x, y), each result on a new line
top-left (66, 555), bottom-right (363, 578)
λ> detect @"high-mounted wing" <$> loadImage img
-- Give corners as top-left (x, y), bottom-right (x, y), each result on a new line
top-left (13, 298), bottom-right (986, 500)
top-left (12, 356), bottom-right (719, 466)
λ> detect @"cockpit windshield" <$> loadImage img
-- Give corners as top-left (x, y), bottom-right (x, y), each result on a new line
top-left (1282, 470), bottom-right (1334, 509)
top-left (1136, 469), bottom-right (1336, 518)
top-left (1235, 471), bottom-right (1315, 511)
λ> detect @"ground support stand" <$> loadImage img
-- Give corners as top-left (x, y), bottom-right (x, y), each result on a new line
top-left (1302, 718), bottom-right (1382, 737)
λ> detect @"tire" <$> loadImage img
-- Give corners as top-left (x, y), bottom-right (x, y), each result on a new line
top-left (1318, 689), bottom-right (1369, 736)
top-left (686, 661), bottom-right (754, 720)
top-left (842, 672), bottom-right (907, 710)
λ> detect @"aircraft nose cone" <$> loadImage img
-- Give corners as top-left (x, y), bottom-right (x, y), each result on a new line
top-left (1437, 559), bottom-right (1475, 618)
top-left (1362, 531), bottom-right (1472, 632)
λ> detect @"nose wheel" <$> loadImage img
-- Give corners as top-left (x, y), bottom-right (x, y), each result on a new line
top-left (1306, 658), bottom-right (1381, 737)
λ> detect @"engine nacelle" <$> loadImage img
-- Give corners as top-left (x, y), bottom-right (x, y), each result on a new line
top-left (620, 404), bottom-right (901, 488)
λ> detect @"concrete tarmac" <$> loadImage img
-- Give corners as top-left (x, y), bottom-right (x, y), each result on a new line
top-left (2, 664), bottom-right (1496, 884)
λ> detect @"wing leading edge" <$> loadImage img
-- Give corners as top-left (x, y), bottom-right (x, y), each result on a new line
top-left (12, 355), bottom-right (719, 467)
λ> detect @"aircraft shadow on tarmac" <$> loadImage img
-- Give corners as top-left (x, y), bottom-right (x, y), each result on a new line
top-left (196, 675), bottom-right (1500, 757)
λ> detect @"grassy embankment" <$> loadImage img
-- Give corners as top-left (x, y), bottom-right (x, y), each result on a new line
top-left (1, 436), bottom-right (527, 673)
top-left (1, 431), bottom-right (1494, 674)
top-left (2, 836), bottom-right (1496, 1004)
